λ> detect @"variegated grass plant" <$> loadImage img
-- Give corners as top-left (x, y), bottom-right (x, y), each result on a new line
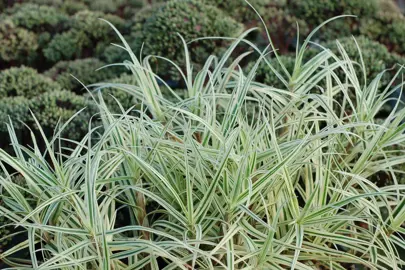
top-left (1, 17), bottom-right (405, 269)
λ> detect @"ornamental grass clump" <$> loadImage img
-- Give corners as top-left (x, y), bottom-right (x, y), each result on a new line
top-left (0, 18), bottom-right (405, 269)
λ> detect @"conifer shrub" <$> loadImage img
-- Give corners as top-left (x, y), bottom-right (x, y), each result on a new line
top-left (0, 96), bottom-right (30, 132)
top-left (131, 2), bottom-right (164, 33)
top-left (31, 0), bottom-right (88, 15)
top-left (44, 58), bottom-right (119, 92)
top-left (202, 0), bottom-right (272, 22)
top-left (28, 90), bottom-right (96, 139)
top-left (287, 0), bottom-right (378, 26)
top-left (0, 20), bottom-right (38, 65)
top-left (360, 6), bottom-right (405, 54)
top-left (0, 67), bottom-right (93, 140)
top-left (43, 31), bottom-right (86, 63)
top-left (140, 0), bottom-right (243, 79)
top-left (5, 3), bottom-right (70, 32)
top-left (100, 40), bottom-right (140, 64)
top-left (0, 66), bottom-right (61, 98)
top-left (43, 10), bottom-right (126, 63)
top-left (83, 0), bottom-right (145, 16)
top-left (0, 92), bottom-right (95, 143)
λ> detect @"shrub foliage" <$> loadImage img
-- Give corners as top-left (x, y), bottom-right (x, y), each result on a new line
top-left (44, 58), bottom-right (119, 93)
top-left (0, 66), bottom-right (61, 97)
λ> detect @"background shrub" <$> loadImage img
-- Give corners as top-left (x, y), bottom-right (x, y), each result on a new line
top-left (44, 58), bottom-right (120, 92)
top-left (0, 0), bottom-right (404, 88)
top-left (43, 31), bottom-right (87, 63)
top-left (0, 66), bottom-right (94, 142)
top-left (0, 92), bottom-right (96, 144)
top-left (30, 0), bottom-right (88, 15)
top-left (28, 90), bottom-right (97, 139)
top-left (0, 20), bottom-right (38, 66)
top-left (0, 96), bottom-right (30, 132)
top-left (83, 0), bottom-right (144, 17)
top-left (287, 0), bottom-right (378, 27)
top-left (140, 0), bottom-right (243, 78)
top-left (202, 0), bottom-right (271, 23)
top-left (0, 66), bottom-right (61, 97)
top-left (5, 3), bottom-right (70, 32)
top-left (43, 11), bottom-right (126, 63)
top-left (359, 4), bottom-right (405, 54)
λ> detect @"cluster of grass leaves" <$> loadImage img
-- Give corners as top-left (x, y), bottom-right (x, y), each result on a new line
top-left (0, 17), bottom-right (405, 269)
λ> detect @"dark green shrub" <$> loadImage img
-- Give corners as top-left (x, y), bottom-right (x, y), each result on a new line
top-left (287, 0), bottom-right (378, 41)
top-left (44, 58), bottom-right (119, 92)
top-left (287, 0), bottom-right (378, 26)
top-left (140, 0), bottom-right (243, 78)
top-left (6, 3), bottom-right (70, 32)
top-left (29, 90), bottom-right (97, 139)
top-left (31, 0), bottom-right (89, 15)
top-left (377, 0), bottom-right (403, 13)
top-left (202, 0), bottom-right (273, 23)
top-left (84, 0), bottom-right (127, 13)
top-left (130, 2), bottom-right (165, 33)
top-left (0, 91), bottom-right (97, 142)
top-left (43, 30), bottom-right (87, 63)
top-left (359, 4), bottom-right (405, 54)
top-left (72, 10), bottom-right (126, 39)
top-left (83, 0), bottom-right (145, 14)
top-left (120, 3), bottom-right (165, 64)
top-left (43, 10), bottom-right (126, 63)
top-left (0, 66), bottom-right (61, 98)
top-left (390, 52), bottom-right (405, 68)
top-left (0, 20), bottom-right (38, 64)
top-left (259, 7), bottom-right (309, 53)
top-left (0, 96), bottom-right (30, 132)
top-left (201, 1), bottom-right (307, 53)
